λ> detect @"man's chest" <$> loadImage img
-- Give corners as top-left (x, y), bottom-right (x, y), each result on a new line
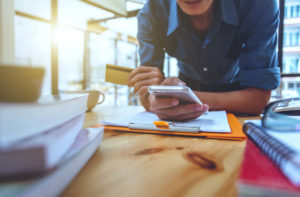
top-left (164, 25), bottom-right (242, 67)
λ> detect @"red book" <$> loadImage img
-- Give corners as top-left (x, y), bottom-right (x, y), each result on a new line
top-left (238, 140), bottom-right (300, 197)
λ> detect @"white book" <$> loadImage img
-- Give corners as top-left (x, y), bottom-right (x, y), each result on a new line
top-left (0, 127), bottom-right (104, 197)
top-left (0, 94), bottom-right (88, 147)
top-left (0, 113), bottom-right (85, 177)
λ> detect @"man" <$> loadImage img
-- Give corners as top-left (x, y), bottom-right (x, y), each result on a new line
top-left (128, 0), bottom-right (280, 121)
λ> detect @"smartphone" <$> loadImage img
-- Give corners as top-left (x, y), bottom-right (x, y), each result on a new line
top-left (148, 86), bottom-right (202, 104)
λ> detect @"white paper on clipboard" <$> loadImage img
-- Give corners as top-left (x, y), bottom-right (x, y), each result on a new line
top-left (102, 111), bottom-right (231, 133)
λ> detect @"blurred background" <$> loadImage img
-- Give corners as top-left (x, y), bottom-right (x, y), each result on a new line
top-left (0, 0), bottom-right (299, 106)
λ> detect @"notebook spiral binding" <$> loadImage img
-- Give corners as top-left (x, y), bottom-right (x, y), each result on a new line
top-left (243, 122), bottom-right (295, 168)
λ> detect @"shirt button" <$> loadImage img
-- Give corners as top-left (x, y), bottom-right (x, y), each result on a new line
top-left (203, 67), bottom-right (208, 72)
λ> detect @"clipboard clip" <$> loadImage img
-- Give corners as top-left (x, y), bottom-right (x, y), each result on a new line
top-left (129, 121), bottom-right (200, 133)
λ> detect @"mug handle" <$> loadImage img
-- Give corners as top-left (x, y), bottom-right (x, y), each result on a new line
top-left (98, 91), bottom-right (105, 104)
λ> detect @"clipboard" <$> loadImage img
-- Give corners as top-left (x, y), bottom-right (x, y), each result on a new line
top-left (92, 113), bottom-right (246, 141)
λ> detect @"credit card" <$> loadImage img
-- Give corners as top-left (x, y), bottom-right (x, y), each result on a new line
top-left (105, 64), bottom-right (134, 85)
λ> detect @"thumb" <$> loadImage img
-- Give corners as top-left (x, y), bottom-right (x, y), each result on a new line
top-left (162, 77), bottom-right (186, 86)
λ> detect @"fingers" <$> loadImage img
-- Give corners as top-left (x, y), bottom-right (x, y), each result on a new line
top-left (129, 66), bottom-right (156, 79)
top-left (161, 77), bottom-right (186, 86)
top-left (133, 78), bottom-right (161, 93)
top-left (158, 104), bottom-right (209, 121)
top-left (129, 72), bottom-right (154, 86)
top-left (129, 66), bottom-right (161, 82)
top-left (156, 104), bottom-right (208, 121)
top-left (152, 103), bottom-right (202, 116)
top-left (128, 66), bottom-right (164, 95)
top-left (149, 94), bottom-right (209, 121)
top-left (137, 86), bottom-right (149, 96)
top-left (149, 95), bottom-right (179, 109)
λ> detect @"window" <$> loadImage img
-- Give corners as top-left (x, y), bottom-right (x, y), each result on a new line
top-left (291, 5), bottom-right (295, 17)
top-left (281, 77), bottom-right (300, 97)
top-left (296, 32), bottom-right (300, 45)
top-left (288, 83), bottom-right (295, 89)
top-left (15, 15), bottom-right (51, 94)
top-left (15, 0), bottom-right (51, 20)
top-left (297, 5), bottom-right (300, 17)
top-left (285, 4), bottom-right (300, 18)
top-left (290, 32), bottom-right (294, 45)
top-left (89, 33), bottom-right (116, 105)
top-left (288, 32), bottom-right (300, 46)
top-left (283, 57), bottom-right (299, 73)
top-left (14, 0), bottom-right (143, 106)
top-left (284, 32), bottom-right (287, 46)
top-left (280, 0), bottom-right (300, 97)
top-left (57, 26), bottom-right (84, 91)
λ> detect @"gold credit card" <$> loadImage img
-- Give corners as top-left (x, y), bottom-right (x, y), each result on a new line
top-left (105, 64), bottom-right (134, 85)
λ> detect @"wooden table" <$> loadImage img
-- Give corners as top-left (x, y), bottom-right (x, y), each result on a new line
top-left (61, 106), bottom-right (256, 197)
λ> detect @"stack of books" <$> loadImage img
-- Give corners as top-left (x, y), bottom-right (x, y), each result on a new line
top-left (0, 94), bottom-right (104, 196)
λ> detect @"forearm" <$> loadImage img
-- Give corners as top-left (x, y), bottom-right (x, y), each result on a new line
top-left (195, 88), bottom-right (271, 115)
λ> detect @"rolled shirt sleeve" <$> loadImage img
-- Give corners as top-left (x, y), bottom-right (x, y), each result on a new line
top-left (238, 0), bottom-right (281, 90)
top-left (137, 1), bottom-right (165, 70)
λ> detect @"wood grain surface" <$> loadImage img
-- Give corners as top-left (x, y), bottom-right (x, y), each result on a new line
top-left (61, 106), bottom-right (254, 197)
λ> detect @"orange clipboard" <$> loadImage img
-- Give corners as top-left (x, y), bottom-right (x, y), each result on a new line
top-left (92, 113), bottom-right (246, 141)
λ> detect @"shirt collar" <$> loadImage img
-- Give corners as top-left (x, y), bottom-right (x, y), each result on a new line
top-left (167, 0), bottom-right (180, 36)
top-left (167, 0), bottom-right (239, 36)
top-left (220, 0), bottom-right (239, 26)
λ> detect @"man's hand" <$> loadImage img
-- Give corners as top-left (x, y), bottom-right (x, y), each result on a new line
top-left (149, 77), bottom-right (209, 121)
top-left (128, 66), bottom-right (165, 95)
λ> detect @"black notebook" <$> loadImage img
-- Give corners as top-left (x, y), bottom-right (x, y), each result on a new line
top-left (243, 122), bottom-right (300, 187)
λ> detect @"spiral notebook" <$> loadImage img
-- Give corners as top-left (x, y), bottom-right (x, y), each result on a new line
top-left (239, 140), bottom-right (300, 196)
top-left (243, 121), bottom-right (300, 187)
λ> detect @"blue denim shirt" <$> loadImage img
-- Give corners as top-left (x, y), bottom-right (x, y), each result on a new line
top-left (137, 0), bottom-right (281, 90)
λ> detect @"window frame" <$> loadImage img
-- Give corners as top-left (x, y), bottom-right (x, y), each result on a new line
top-left (15, 0), bottom-right (140, 97)
top-left (280, 0), bottom-right (300, 78)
